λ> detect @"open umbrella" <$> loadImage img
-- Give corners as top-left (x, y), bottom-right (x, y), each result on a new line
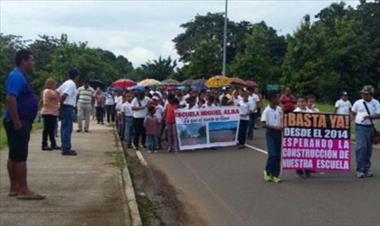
top-left (139, 79), bottom-right (161, 86)
top-left (128, 85), bottom-right (146, 91)
top-left (231, 77), bottom-right (245, 86)
top-left (245, 80), bottom-right (257, 87)
top-left (192, 79), bottom-right (205, 86)
top-left (205, 75), bottom-right (232, 88)
top-left (90, 80), bottom-right (105, 89)
top-left (161, 79), bottom-right (180, 86)
top-left (181, 79), bottom-right (193, 86)
top-left (112, 79), bottom-right (136, 88)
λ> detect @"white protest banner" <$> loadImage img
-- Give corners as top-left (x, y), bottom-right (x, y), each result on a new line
top-left (175, 107), bottom-right (240, 150)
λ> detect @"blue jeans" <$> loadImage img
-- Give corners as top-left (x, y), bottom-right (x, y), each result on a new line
top-left (355, 125), bottom-right (374, 173)
top-left (118, 117), bottom-right (125, 140)
top-left (124, 117), bottom-right (134, 146)
top-left (60, 105), bottom-right (74, 153)
top-left (247, 113), bottom-right (256, 139)
top-left (265, 129), bottom-right (282, 177)
top-left (238, 120), bottom-right (249, 145)
top-left (147, 134), bottom-right (157, 151)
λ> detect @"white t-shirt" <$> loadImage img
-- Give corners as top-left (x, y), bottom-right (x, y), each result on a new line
top-left (115, 100), bottom-right (124, 114)
top-left (249, 93), bottom-right (260, 104)
top-left (261, 105), bottom-right (282, 127)
top-left (294, 107), bottom-right (308, 113)
top-left (201, 103), bottom-right (216, 109)
top-left (307, 107), bottom-right (320, 113)
top-left (132, 97), bottom-right (150, 118)
top-left (154, 104), bottom-right (164, 121)
top-left (121, 101), bottom-right (133, 117)
top-left (239, 101), bottom-right (250, 120)
top-left (57, 79), bottom-right (77, 107)
top-left (352, 98), bottom-right (380, 125)
top-left (335, 99), bottom-right (352, 115)
top-left (186, 104), bottom-right (199, 110)
top-left (105, 93), bottom-right (114, 105)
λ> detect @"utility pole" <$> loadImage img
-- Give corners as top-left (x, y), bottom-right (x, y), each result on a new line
top-left (222, 0), bottom-right (228, 76)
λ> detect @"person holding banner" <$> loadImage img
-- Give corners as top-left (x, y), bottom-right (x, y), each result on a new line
top-left (351, 85), bottom-right (380, 178)
top-left (262, 94), bottom-right (283, 183)
top-left (164, 94), bottom-right (179, 152)
top-left (306, 95), bottom-right (320, 113)
top-left (294, 97), bottom-right (313, 178)
top-left (238, 91), bottom-right (251, 149)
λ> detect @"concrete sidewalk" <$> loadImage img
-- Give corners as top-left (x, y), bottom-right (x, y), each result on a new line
top-left (0, 122), bottom-right (129, 226)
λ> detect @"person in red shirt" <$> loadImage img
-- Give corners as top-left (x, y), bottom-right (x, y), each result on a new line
top-left (279, 87), bottom-right (296, 113)
top-left (164, 93), bottom-right (179, 152)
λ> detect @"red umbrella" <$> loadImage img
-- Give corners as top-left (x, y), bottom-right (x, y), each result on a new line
top-left (112, 79), bottom-right (136, 88)
top-left (245, 80), bottom-right (257, 87)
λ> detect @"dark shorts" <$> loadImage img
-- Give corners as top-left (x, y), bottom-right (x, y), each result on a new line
top-left (3, 120), bottom-right (32, 162)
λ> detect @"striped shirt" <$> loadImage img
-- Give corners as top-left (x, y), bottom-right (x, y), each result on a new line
top-left (77, 86), bottom-right (95, 105)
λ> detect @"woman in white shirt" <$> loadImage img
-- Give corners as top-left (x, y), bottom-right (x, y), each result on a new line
top-left (131, 91), bottom-right (150, 150)
top-left (238, 91), bottom-right (250, 149)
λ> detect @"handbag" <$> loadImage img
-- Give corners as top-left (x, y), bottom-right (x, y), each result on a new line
top-left (363, 102), bottom-right (380, 144)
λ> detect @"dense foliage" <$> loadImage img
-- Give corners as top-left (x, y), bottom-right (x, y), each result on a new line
top-left (0, 0), bottom-right (379, 103)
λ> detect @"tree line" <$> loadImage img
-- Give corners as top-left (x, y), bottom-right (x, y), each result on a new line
top-left (0, 0), bottom-right (379, 102)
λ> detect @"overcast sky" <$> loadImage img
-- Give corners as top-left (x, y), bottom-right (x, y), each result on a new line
top-left (0, 0), bottom-right (359, 67)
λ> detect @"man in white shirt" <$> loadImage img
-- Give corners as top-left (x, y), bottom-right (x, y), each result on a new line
top-left (335, 91), bottom-right (352, 115)
top-left (57, 69), bottom-right (79, 156)
top-left (132, 91), bottom-right (150, 149)
top-left (351, 85), bottom-right (380, 178)
top-left (247, 89), bottom-right (259, 140)
top-left (121, 92), bottom-right (135, 148)
top-left (76, 80), bottom-right (95, 133)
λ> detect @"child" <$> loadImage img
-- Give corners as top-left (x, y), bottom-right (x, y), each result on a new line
top-left (164, 94), bottom-right (179, 152)
top-left (294, 97), bottom-right (307, 113)
top-left (237, 91), bottom-right (250, 149)
top-left (306, 95), bottom-right (320, 113)
top-left (144, 106), bottom-right (160, 153)
top-left (294, 96), bottom-right (313, 178)
top-left (261, 93), bottom-right (283, 183)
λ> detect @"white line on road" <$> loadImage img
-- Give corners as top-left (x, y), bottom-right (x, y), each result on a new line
top-left (175, 154), bottom-right (248, 226)
top-left (135, 150), bottom-right (148, 167)
top-left (245, 144), bottom-right (268, 155)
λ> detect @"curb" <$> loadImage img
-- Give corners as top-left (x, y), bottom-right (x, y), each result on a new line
top-left (114, 129), bottom-right (143, 226)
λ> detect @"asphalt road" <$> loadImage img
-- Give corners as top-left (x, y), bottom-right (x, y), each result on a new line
top-left (141, 129), bottom-right (380, 226)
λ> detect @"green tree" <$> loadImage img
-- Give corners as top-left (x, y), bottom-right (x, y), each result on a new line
top-left (229, 22), bottom-right (286, 85)
top-left (137, 56), bottom-right (177, 80)
top-left (182, 39), bottom-right (222, 79)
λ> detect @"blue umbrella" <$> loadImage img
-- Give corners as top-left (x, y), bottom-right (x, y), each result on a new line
top-left (128, 85), bottom-right (146, 91)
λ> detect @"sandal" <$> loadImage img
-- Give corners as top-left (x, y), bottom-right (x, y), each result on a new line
top-left (17, 193), bottom-right (46, 200)
top-left (8, 192), bottom-right (18, 197)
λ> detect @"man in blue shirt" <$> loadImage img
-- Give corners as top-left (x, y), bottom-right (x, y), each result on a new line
top-left (3, 50), bottom-right (45, 200)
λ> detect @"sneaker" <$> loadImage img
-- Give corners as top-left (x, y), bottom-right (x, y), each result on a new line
top-left (272, 177), bottom-right (282, 183)
top-left (238, 145), bottom-right (246, 149)
top-left (84, 130), bottom-right (89, 133)
top-left (365, 171), bottom-right (374, 177)
top-left (76, 129), bottom-right (82, 133)
top-left (42, 146), bottom-right (52, 151)
top-left (167, 147), bottom-right (173, 153)
top-left (296, 170), bottom-right (303, 178)
top-left (263, 171), bottom-right (273, 182)
top-left (148, 151), bottom-right (153, 154)
top-left (356, 172), bottom-right (366, 178)
top-left (154, 150), bottom-right (159, 153)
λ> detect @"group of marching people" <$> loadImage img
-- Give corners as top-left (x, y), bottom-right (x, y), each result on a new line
top-left (262, 86), bottom-right (380, 183)
top-left (107, 86), bottom-right (263, 153)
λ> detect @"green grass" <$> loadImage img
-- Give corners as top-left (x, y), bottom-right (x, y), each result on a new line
top-left (112, 150), bottom-right (126, 169)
